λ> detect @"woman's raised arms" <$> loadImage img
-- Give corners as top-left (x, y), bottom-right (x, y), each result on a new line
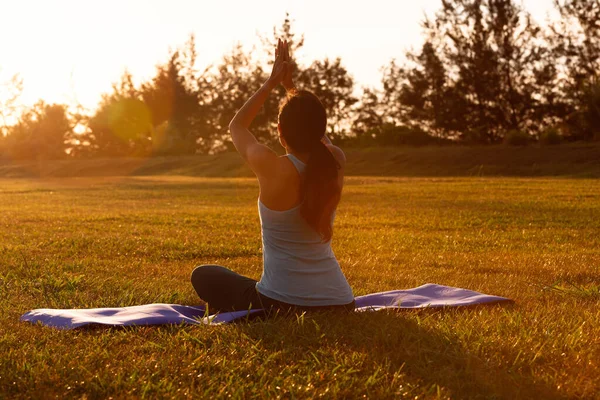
top-left (228, 39), bottom-right (291, 178)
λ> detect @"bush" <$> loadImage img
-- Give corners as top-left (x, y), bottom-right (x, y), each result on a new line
top-left (561, 80), bottom-right (600, 142)
top-left (378, 125), bottom-right (442, 146)
top-left (540, 128), bottom-right (563, 146)
top-left (344, 124), bottom-right (449, 147)
top-left (504, 130), bottom-right (531, 146)
top-left (460, 128), bottom-right (485, 144)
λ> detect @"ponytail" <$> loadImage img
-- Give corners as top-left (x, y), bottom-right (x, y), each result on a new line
top-left (300, 141), bottom-right (341, 242)
top-left (278, 90), bottom-right (341, 242)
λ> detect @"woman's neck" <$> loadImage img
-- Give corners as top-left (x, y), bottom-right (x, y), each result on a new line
top-left (287, 150), bottom-right (310, 164)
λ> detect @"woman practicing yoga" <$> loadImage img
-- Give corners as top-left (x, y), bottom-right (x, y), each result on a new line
top-left (191, 39), bottom-right (354, 313)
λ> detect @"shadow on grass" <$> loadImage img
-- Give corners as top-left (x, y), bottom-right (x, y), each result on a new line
top-left (28, 305), bottom-right (566, 399)
top-left (236, 306), bottom-right (564, 400)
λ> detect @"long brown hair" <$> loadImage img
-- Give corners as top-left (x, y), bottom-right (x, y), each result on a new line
top-left (279, 90), bottom-right (341, 242)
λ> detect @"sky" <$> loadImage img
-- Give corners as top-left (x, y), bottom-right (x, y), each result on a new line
top-left (0, 0), bottom-right (557, 112)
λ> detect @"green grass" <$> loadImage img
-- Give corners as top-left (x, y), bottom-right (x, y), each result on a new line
top-left (1, 176), bottom-right (599, 399)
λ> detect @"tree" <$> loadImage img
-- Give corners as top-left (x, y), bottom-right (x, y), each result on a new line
top-left (552, 0), bottom-right (600, 140)
top-left (142, 44), bottom-right (211, 155)
top-left (3, 101), bottom-right (71, 160)
top-left (200, 43), bottom-right (273, 151)
top-left (553, 0), bottom-right (600, 86)
top-left (297, 58), bottom-right (358, 140)
top-left (260, 12), bottom-right (305, 67)
top-left (485, 0), bottom-right (560, 136)
top-left (78, 71), bottom-right (152, 157)
top-left (0, 72), bottom-right (23, 138)
top-left (0, 72), bottom-right (23, 160)
top-left (258, 16), bottom-right (358, 143)
top-left (382, 0), bottom-right (555, 143)
top-left (197, 16), bottom-right (359, 150)
top-left (351, 87), bottom-right (385, 141)
top-left (382, 43), bottom-right (465, 138)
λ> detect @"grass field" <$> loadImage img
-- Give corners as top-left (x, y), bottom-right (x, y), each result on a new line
top-left (1, 175), bottom-right (599, 399)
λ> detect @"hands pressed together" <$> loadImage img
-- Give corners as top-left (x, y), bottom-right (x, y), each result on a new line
top-left (268, 39), bottom-right (295, 91)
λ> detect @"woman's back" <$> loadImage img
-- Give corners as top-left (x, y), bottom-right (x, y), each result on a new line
top-left (256, 154), bottom-right (354, 306)
top-left (258, 145), bottom-right (346, 212)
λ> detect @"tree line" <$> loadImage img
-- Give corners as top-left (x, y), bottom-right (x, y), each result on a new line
top-left (1, 0), bottom-right (599, 161)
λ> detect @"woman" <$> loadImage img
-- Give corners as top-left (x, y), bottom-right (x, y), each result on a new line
top-left (191, 39), bottom-right (354, 314)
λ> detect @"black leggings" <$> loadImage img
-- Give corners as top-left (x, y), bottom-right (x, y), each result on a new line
top-left (190, 265), bottom-right (355, 314)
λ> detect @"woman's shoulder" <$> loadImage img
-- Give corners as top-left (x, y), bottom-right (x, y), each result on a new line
top-left (326, 144), bottom-right (346, 169)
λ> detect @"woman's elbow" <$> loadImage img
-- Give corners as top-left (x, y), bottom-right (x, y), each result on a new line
top-left (228, 119), bottom-right (240, 133)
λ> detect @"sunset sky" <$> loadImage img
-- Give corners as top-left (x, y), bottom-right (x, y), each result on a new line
top-left (0, 0), bottom-right (557, 111)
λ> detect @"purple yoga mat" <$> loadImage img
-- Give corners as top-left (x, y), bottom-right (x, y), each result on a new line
top-left (21, 284), bottom-right (512, 329)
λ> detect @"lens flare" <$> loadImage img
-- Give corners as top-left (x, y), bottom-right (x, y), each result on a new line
top-left (107, 98), bottom-right (152, 142)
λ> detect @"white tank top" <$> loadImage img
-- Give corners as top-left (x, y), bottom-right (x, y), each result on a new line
top-left (255, 154), bottom-right (354, 306)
